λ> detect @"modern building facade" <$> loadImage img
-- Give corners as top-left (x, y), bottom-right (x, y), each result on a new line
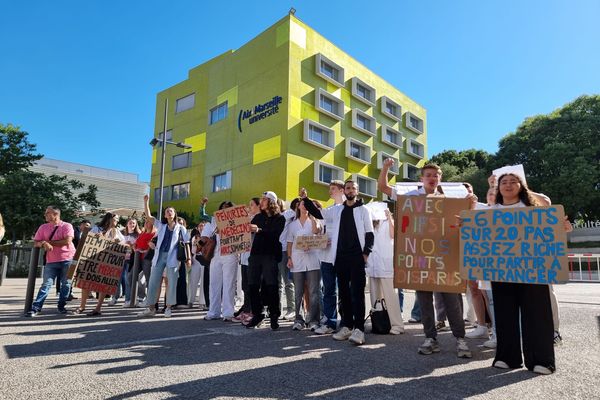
top-left (150, 14), bottom-right (427, 217)
top-left (31, 158), bottom-right (149, 213)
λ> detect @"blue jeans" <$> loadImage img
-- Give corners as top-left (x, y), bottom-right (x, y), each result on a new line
top-left (320, 261), bottom-right (337, 329)
top-left (114, 260), bottom-right (131, 302)
top-left (397, 288), bottom-right (404, 313)
top-left (411, 295), bottom-right (421, 321)
top-left (146, 252), bottom-right (179, 307)
top-left (32, 260), bottom-right (71, 311)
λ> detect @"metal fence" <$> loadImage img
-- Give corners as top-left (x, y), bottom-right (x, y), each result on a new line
top-left (568, 253), bottom-right (600, 282)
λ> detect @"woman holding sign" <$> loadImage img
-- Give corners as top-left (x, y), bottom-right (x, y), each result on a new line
top-left (490, 173), bottom-right (569, 375)
top-left (138, 195), bottom-right (190, 318)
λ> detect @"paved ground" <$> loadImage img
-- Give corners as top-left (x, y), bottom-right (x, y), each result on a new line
top-left (0, 279), bottom-right (598, 400)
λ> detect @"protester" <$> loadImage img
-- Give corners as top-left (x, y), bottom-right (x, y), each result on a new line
top-left (203, 201), bottom-right (239, 321)
top-left (234, 197), bottom-right (260, 324)
top-left (25, 206), bottom-right (75, 317)
top-left (176, 217), bottom-right (189, 307)
top-left (304, 180), bottom-right (374, 346)
top-left (134, 219), bottom-right (157, 307)
top-left (378, 159), bottom-right (474, 357)
top-left (139, 195), bottom-right (190, 318)
top-left (245, 191), bottom-right (286, 330)
top-left (278, 198), bottom-right (297, 321)
top-left (188, 218), bottom-right (210, 309)
top-left (286, 198), bottom-right (322, 331)
top-left (110, 218), bottom-right (141, 307)
top-left (366, 206), bottom-right (404, 334)
top-left (76, 212), bottom-right (124, 316)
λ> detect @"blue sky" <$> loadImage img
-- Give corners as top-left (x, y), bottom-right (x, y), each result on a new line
top-left (1, 0), bottom-right (599, 183)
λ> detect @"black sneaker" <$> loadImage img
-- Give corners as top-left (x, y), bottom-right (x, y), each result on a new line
top-left (435, 321), bottom-right (448, 331)
top-left (245, 315), bottom-right (264, 329)
top-left (25, 310), bottom-right (38, 317)
top-left (270, 318), bottom-right (279, 331)
top-left (58, 307), bottom-right (68, 314)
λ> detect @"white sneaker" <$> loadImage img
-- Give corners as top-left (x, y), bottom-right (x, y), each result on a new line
top-left (533, 365), bottom-right (553, 375)
top-left (389, 326), bottom-right (405, 335)
top-left (314, 325), bottom-right (335, 335)
top-left (138, 308), bottom-right (156, 317)
top-left (483, 332), bottom-right (497, 348)
top-left (122, 301), bottom-right (131, 308)
top-left (308, 322), bottom-right (319, 331)
top-left (108, 298), bottom-right (118, 306)
top-left (164, 308), bottom-right (172, 318)
top-left (418, 338), bottom-right (440, 355)
top-left (292, 321), bottom-right (304, 331)
top-left (493, 360), bottom-right (510, 369)
top-left (137, 299), bottom-right (147, 308)
top-left (456, 338), bottom-right (472, 358)
top-left (283, 311), bottom-right (295, 321)
top-left (332, 326), bottom-right (352, 341)
top-left (465, 324), bottom-right (489, 339)
top-left (348, 329), bottom-right (365, 345)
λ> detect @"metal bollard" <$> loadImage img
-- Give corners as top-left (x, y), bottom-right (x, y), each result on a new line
top-left (24, 247), bottom-right (41, 314)
top-left (128, 251), bottom-right (141, 307)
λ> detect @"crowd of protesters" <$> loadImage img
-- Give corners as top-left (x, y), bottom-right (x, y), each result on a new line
top-left (22, 160), bottom-right (571, 376)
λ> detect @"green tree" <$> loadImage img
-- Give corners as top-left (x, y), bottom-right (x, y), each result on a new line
top-left (0, 170), bottom-right (100, 240)
top-left (493, 95), bottom-right (600, 219)
top-left (0, 123), bottom-right (42, 177)
top-left (430, 149), bottom-right (494, 199)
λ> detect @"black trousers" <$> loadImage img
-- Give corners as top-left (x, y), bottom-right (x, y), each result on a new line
top-left (176, 263), bottom-right (188, 306)
top-left (248, 254), bottom-right (280, 319)
top-left (335, 253), bottom-right (366, 331)
top-left (492, 282), bottom-right (555, 371)
top-left (240, 264), bottom-right (252, 313)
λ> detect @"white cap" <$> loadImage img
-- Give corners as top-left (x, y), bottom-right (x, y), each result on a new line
top-left (262, 191), bottom-right (278, 203)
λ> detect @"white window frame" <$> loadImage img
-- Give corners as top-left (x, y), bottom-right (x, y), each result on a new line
top-left (171, 152), bottom-right (192, 170)
top-left (407, 138), bottom-right (425, 159)
top-left (376, 151), bottom-right (399, 175)
top-left (303, 119), bottom-right (335, 151)
top-left (175, 93), bottom-right (195, 113)
top-left (351, 77), bottom-right (376, 106)
top-left (171, 182), bottom-right (190, 201)
top-left (380, 125), bottom-right (402, 149)
top-left (351, 109), bottom-right (376, 136)
top-left (405, 111), bottom-right (424, 134)
top-left (404, 163), bottom-right (420, 181)
top-left (153, 187), bottom-right (170, 203)
top-left (381, 96), bottom-right (402, 122)
top-left (315, 88), bottom-right (345, 121)
top-left (212, 171), bottom-right (232, 192)
top-left (345, 138), bottom-right (371, 164)
top-left (351, 173), bottom-right (377, 198)
top-left (314, 161), bottom-right (345, 186)
top-left (315, 54), bottom-right (345, 87)
top-left (209, 101), bottom-right (228, 125)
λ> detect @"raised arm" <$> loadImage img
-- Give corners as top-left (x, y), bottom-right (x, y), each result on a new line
top-left (302, 197), bottom-right (324, 220)
top-left (143, 194), bottom-right (156, 225)
top-left (378, 158), bottom-right (394, 197)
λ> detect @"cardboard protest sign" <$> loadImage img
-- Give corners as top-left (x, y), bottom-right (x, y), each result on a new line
top-left (295, 235), bottom-right (328, 251)
top-left (74, 233), bottom-right (129, 295)
top-left (460, 205), bottom-right (569, 284)
top-left (214, 205), bottom-right (251, 255)
top-left (393, 183), bottom-right (469, 198)
top-left (394, 196), bottom-right (470, 293)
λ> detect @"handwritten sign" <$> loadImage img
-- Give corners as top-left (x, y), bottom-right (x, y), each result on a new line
top-left (394, 196), bottom-right (470, 293)
top-left (74, 233), bottom-right (128, 295)
top-left (214, 205), bottom-right (251, 255)
top-left (295, 235), bottom-right (328, 251)
top-left (459, 206), bottom-right (568, 284)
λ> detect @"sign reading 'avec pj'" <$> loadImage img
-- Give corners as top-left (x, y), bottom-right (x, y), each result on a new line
top-left (459, 206), bottom-right (569, 284)
top-left (393, 196), bottom-right (470, 293)
top-left (237, 96), bottom-right (283, 133)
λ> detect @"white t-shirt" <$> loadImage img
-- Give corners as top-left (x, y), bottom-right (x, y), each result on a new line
top-left (365, 219), bottom-right (394, 278)
top-left (286, 218), bottom-right (321, 273)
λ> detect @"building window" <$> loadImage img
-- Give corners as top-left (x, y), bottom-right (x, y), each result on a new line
top-left (351, 77), bottom-right (376, 106)
top-left (377, 151), bottom-right (399, 175)
top-left (407, 139), bottom-right (425, 159)
top-left (351, 109), bottom-right (376, 136)
top-left (212, 171), bottom-right (232, 192)
top-left (405, 111), bottom-right (424, 134)
top-left (381, 96), bottom-right (402, 122)
top-left (175, 93), bottom-right (195, 113)
top-left (345, 138), bottom-right (371, 164)
top-left (209, 101), bottom-right (228, 125)
top-left (315, 88), bottom-right (345, 121)
top-left (153, 187), bottom-right (170, 203)
top-left (381, 125), bottom-right (402, 149)
top-left (155, 130), bottom-right (173, 147)
top-left (303, 120), bottom-right (335, 150)
top-left (172, 152), bottom-right (191, 170)
top-left (314, 161), bottom-right (344, 185)
top-left (171, 182), bottom-right (190, 200)
top-left (315, 54), bottom-right (344, 87)
top-left (352, 174), bottom-right (377, 197)
top-left (405, 163), bottom-right (419, 181)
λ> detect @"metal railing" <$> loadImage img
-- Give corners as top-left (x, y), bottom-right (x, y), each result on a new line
top-left (568, 253), bottom-right (600, 282)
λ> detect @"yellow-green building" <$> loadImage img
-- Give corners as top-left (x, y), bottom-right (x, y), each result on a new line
top-left (150, 13), bottom-right (427, 217)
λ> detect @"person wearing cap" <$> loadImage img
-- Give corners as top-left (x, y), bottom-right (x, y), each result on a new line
top-left (303, 180), bottom-right (374, 345)
top-left (245, 191), bottom-right (286, 330)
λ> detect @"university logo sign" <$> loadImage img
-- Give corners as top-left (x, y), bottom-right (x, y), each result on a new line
top-left (238, 96), bottom-right (283, 133)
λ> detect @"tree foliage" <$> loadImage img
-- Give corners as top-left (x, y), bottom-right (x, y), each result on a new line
top-left (0, 170), bottom-right (101, 241)
top-left (430, 149), bottom-right (494, 199)
top-left (0, 123), bottom-right (42, 178)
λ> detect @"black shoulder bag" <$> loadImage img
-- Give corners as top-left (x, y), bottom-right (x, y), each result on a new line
top-left (367, 299), bottom-right (391, 334)
top-left (42, 225), bottom-right (60, 266)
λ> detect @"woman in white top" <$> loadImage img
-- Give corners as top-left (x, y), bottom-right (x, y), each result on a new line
top-left (286, 198), bottom-right (322, 330)
top-left (366, 207), bottom-right (404, 334)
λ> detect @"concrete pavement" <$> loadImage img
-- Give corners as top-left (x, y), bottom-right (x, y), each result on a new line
top-left (0, 279), bottom-right (598, 399)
